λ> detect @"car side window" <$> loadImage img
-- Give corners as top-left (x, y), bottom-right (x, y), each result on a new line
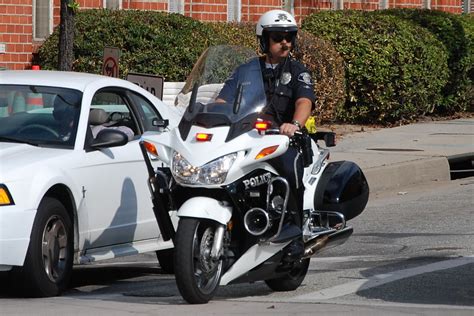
top-left (129, 92), bottom-right (163, 132)
top-left (89, 90), bottom-right (138, 140)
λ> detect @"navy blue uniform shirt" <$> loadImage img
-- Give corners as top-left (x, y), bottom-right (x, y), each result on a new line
top-left (218, 56), bottom-right (315, 125)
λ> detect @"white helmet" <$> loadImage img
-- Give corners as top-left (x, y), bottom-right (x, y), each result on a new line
top-left (256, 10), bottom-right (298, 53)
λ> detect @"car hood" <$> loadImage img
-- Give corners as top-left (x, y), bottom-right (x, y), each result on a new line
top-left (0, 142), bottom-right (70, 180)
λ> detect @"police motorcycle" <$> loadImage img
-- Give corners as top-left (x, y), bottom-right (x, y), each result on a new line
top-left (140, 45), bottom-right (369, 304)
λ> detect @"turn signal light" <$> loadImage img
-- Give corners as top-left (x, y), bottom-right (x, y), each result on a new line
top-left (255, 120), bottom-right (271, 133)
top-left (144, 141), bottom-right (158, 157)
top-left (0, 185), bottom-right (14, 206)
top-left (255, 145), bottom-right (279, 160)
top-left (196, 133), bottom-right (213, 142)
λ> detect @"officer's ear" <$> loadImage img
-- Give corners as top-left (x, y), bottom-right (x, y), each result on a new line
top-left (259, 33), bottom-right (270, 54)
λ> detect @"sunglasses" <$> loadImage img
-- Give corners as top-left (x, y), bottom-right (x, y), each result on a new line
top-left (269, 33), bottom-right (294, 43)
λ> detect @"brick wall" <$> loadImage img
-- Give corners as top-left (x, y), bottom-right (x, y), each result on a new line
top-left (0, 0), bottom-right (33, 70)
top-left (125, 0), bottom-right (168, 11)
top-left (241, 0), bottom-right (282, 22)
top-left (431, 0), bottom-right (463, 12)
top-left (344, 0), bottom-right (380, 10)
top-left (0, 0), bottom-right (466, 70)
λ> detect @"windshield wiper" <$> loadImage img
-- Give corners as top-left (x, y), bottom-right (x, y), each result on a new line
top-left (0, 136), bottom-right (39, 147)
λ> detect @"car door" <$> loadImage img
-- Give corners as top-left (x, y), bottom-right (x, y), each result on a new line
top-left (77, 88), bottom-right (161, 250)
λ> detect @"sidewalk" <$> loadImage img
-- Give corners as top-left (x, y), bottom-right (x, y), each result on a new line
top-left (326, 118), bottom-right (474, 193)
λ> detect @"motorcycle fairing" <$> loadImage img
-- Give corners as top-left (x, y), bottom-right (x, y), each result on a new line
top-left (177, 196), bottom-right (232, 225)
top-left (178, 58), bottom-right (267, 143)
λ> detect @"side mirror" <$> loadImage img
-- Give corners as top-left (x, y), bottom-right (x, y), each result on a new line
top-left (310, 131), bottom-right (336, 147)
top-left (90, 129), bottom-right (128, 149)
top-left (152, 118), bottom-right (169, 129)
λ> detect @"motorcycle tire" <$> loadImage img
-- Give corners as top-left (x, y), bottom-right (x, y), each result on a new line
top-left (265, 258), bottom-right (310, 291)
top-left (11, 197), bottom-right (73, 297)
top-left (174, 218), bottom-right (224, 304)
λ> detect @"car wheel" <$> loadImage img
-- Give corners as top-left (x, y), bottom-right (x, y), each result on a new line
top-left (156, 248), bottom-right (174, 274)
top-left (12, 197), bottom-right (73, 297)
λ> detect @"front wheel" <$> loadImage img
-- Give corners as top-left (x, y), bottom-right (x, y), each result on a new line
top-left (12, 197), bottom-right (73, 297)
top-left (174, 218), bottom-right (224, 304)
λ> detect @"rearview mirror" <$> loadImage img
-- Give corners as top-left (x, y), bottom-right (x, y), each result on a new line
top-left (152, 118), bottom-right (169, 129)
top-left (310, 131), bottom-right (336, 147)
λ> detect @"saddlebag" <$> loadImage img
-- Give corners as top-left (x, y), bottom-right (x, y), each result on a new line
top-left (314, 161), bottom-right (369, 220)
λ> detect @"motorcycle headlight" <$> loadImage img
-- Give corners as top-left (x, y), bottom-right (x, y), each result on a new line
top-left (172, 151), bottom-right (237, 185)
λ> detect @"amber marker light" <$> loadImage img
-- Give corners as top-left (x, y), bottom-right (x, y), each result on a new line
top-left (0, 185), bottom-right (14, 206)
top-left (254, 120), bottom-right (271, 133)
top-left (255, 145), bottom-right (279, 160)
top-left (144, 141), bottom-right (158, 157)
top-left (196, 133), bottom-right (213, 142)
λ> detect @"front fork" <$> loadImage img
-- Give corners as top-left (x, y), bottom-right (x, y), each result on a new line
top-left (210, 225), bottom-right (226, 259)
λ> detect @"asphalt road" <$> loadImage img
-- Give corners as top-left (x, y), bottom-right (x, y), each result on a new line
top-left (1, 177), bottom-right (473, 315)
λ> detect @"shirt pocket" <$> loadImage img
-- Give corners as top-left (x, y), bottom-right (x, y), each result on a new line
top-left (275, 84), bottom-right (293, 99)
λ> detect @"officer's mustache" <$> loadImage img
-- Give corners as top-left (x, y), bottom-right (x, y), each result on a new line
top-left (281, 45), bottom-right (289, 51)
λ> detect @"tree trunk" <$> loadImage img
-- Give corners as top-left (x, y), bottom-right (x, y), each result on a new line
top-left (58, 0), bottom-right (75, 71)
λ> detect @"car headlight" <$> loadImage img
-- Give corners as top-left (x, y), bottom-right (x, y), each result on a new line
top-left (172, 151), bottom-right (237, 185)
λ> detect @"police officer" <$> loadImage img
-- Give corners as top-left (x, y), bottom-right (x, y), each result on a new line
top-left (218, 10), bottom-right (315, 258)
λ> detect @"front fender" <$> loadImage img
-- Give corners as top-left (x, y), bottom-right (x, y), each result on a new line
top-left (177, 197), bottom-right (232, 225)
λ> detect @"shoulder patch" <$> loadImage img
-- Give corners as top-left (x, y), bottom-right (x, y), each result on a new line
top-left (298, 72), bottom-right (312, 85)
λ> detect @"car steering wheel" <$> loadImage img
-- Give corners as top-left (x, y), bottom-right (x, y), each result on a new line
top-left (17, 124), bottom-right (60, 138)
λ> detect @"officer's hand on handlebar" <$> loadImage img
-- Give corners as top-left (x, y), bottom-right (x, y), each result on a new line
top-left (280, 122), bottom-right (300, 137)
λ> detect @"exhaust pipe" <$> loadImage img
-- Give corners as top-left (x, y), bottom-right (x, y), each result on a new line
top-left (303, 226), bottom-right (353, 258)
top-left (244, 207), bottom-right (271, 236)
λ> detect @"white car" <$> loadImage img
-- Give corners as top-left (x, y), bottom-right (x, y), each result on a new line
top-left (0, 70), bottom-right (181, 297)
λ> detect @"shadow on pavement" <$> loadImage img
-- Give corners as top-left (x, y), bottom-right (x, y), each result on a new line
top-left (354, 256), bottom-right (474, 306)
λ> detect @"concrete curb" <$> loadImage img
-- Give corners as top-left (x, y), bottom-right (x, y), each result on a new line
top-left (363, 157), bottom-right (451, 193)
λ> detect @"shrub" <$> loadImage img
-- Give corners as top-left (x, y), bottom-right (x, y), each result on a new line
top-left (302, 10), bottom-right (450, 124)
top-left (380, 9), bottom-right (472, 112)
top-left (38, 9), bottom-right (217, 81)
top-left (456, 14), bottom-right (474, 111)
top-left (293, 32), bottom-right (345, 124)
top-left (208, 22), bottom-right (259, 52)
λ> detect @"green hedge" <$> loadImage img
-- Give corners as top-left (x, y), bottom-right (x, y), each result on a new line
top-left (379, 9), bottom-right (473, 112)
top-left (302, 10), bottom-right (450, 124)
top-left (457, 14), bottom-right (474, 111)
top-left (38, 9), bottom-right (217, 81)
top-left (38, 9), bottom-right (470, 124)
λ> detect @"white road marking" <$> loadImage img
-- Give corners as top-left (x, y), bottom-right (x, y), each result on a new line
top-left (309, 255), bottom-right (378, 263)
top-left (295, 255), bottom-right (474, 301)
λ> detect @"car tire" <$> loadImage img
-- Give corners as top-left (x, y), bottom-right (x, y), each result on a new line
top-left (12, 197), bottom-right (73, 297)
top-left (156, 248), bottom-right (174, 274)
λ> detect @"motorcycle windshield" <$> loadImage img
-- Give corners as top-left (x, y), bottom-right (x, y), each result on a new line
top-left (177, 46), bottom-right (267, 142)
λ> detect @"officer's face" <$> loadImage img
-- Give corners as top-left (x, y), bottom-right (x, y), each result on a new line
top-left (268, 32), bottom-right (292, 61)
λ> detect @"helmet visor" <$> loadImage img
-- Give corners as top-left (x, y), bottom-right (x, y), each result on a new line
top-left (262, 26), bottom-right (298, 33)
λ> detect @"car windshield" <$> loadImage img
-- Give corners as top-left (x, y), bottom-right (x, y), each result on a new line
top-left (0, 85), bottom-right (82, 148)
top-left (176, 45), bottom-right (269, 142)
